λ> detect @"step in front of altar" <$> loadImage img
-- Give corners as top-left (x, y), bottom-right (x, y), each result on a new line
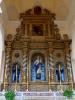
top-left (16, 92), bottom-right (64, 100)
top-left (0, 91), bottom-right (75, 100)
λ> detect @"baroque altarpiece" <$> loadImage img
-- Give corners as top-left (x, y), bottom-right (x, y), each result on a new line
top-left (3, 6), bottom-right (73, 91)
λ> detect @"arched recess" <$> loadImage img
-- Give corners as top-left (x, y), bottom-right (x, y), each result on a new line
top-left (31, 53), bottom-right (46, 81)
top-left (55, 62), bottom-right (65, 82)
top-left (11, 62), bottom-right (21, 83)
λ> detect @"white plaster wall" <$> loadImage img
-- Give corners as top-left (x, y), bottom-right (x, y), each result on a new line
top-left (71, 22), bottom-right (75, 82)
top-left (0, 24), bottom-right (3, 84)
top-left (0, 1), bottom-right (5, 84)
top-left (0, 25), bottom-right (2, 69)
top-left (66, 0), bottom-right (75, 83)
top-left (0, 22), bottom-right (5, 84)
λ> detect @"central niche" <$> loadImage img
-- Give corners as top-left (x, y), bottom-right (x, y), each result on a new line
top-left (31, 53), bottom-right (46, 81)
top-left (32, 24), bottom-right (43, 36)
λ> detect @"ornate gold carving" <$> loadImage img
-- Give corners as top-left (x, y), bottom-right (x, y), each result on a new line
top-left (3, 6), bottom-right (73, 91)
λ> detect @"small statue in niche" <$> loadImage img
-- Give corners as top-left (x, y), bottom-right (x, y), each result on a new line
top-left (56, 66), bottom-right (60, 81)
top-left (12, 65), bottom-right (16, 82)
top-left (54, 25), bottom-right (61, 40)
top-left (34, 56), bottom-right (42, 79)
top-left (32, 25), bottom-right (43, 36)
top-left (60, 66), bottom-right (65, 81)
top-left (12, 63), bottom-right (21, 83)
top-left (56, 63), bottom-right (65, 82)
top-left (31, 55), bottom-right (46, 81)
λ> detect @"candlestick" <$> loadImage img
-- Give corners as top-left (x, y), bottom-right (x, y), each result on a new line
top-left (15, 85), bottom-right (17, 92)
top-left (70, 68), bottom-right (72, 81)
top-left (15, 64), bottom-right (17, 91)
top-left (4, 82), bottom-right (5, 90)
top-left (4, 65), bottom-right (7, 90)
top-left (59, 64), bottom-right (62, 89)
top-left (72, 81), bottom-right (73, 90)
top-left (16, 64), bottom-right (17, 83)
top-left (49, 70), bottom-right (50, 91)
top-left (70, 68), bottom-right (73, 90)
top-left (27, 59), bottom-right (29, 91)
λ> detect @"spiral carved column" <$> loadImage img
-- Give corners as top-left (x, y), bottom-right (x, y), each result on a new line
top-left (4, 35), bottom-right (12, 90)
top-left (22, 41), bottom-right (28, 90)
top-left (22, 49), bottom-right (28, 83)
top-left (66, 53), bottom-right (72, 79)
top-left (48, 42), bottom-right (54, 90)
top-left (49, 50), bottom-right (54, 82)
top-left (65, 43), bottom-right (73, 89)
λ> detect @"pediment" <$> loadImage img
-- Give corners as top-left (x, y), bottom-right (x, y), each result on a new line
top-left (6, 6), bottom-right (71, 46)
top-left (20, 6), bottom-right (55, 19)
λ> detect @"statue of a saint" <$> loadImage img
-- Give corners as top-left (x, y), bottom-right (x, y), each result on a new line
top-left (34, 56), bottom-right (42, 79)
top-left (56, 63), bottom-right (65, 81)
top-left (60, 67), bottom-right (65, 81)
top-left (12, 63), bottom-right (21, 82)
top-left (12, 65), bottom-right (16, 82)
top-left (56, 66), bottom-right (60, 81)
top-left (31, 55), bottom-right (46, 81)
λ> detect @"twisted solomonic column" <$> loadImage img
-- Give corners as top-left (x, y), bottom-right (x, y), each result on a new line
top-left (5, 49), bottom-right (11, 82)
top-left (66, 53), bottom-right (72, 82)
top-left (64, 41), bottom-right (73, 89)
top-left (49, 53), bottom-right (54, 68)
top-left (66, 53), bottom-right (71, 68)
top-left (22, 49), bottom-right (28, 84)
top-left (48, 51), bottom-right (54, 83)
top-left (4, 35), bottom-right (12, 89)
